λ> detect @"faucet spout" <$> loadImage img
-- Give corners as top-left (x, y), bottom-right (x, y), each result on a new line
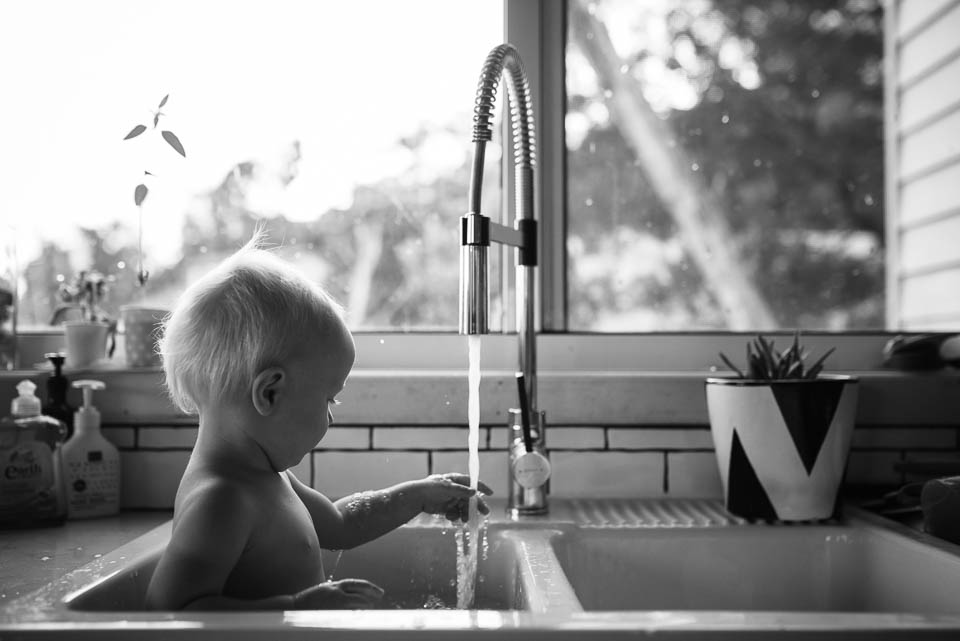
top-left (459, 43), bottom-right (538, 392)
top-left (459, 44), bottom-right (545, 516)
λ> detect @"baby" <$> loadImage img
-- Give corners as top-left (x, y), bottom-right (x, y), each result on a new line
top-left (145, 235), bottom-right (491, 610)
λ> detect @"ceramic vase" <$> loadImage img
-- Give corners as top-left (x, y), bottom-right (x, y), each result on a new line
top-left (120, 306), bottom-right (167, 368)
top-left (63, 321), bottom-right (111, 369)
top-left (706, 375), bottom-right (859, 521)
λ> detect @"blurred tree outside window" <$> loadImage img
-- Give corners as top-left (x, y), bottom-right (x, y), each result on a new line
top-left (1, 0), bottom-right (504, 333)
top-left (567, 0), bottom-right (885, 331)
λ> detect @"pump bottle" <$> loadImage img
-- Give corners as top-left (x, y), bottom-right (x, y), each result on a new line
top-left (0, 380), bottom-right (67, 527)
top-left (43, 352), bottom-right (74, 440)
top-left (61, 380), bottom-right (120, 519)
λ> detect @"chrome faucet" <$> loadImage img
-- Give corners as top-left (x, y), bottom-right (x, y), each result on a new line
top-left (459, 44), bottom-right (548, 516)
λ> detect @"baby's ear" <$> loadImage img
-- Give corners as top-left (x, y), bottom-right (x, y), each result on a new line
top-left (251, 367), bottom-right (286, 416)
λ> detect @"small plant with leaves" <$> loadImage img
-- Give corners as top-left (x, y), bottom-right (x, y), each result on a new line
top-left (123, 94), bottom-right (187, 286)
top-left (718, 333), bottom-right (835, 380)
top-left (51, 270), bottom-right (115, 324)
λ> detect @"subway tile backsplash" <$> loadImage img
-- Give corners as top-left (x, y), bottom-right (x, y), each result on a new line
top-left (111, 423), bottom-right (959, 509)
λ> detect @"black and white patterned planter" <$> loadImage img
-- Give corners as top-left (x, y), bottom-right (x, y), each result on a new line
top-left (706, 375), bottom-right (859, 521)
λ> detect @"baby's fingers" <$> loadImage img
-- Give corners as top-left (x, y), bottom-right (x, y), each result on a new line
top-left (476, 495), bottom-right (491, 515)
top-left (435, 473), bottom-right (494, 496)
top-left (335, 579), bottom-right (384, 601)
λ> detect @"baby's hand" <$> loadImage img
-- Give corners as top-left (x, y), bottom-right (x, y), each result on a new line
top-left (293, 579), bottom-right (384, 609)
top-left (416, 473), bottom-right (493, 523)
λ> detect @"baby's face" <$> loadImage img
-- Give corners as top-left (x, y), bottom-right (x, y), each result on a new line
top-left (273, 321), bottom-right (355, 469)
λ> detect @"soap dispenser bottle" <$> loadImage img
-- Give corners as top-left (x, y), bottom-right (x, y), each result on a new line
top-left (62, 379), bottom-right (120, 519)
top-left (0, 380), bottom-right (68, 527)
top-left (43, 352), bottom-right (75, 440)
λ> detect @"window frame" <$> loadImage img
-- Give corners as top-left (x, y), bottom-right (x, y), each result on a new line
top-left (12, 0), bottom-right (949, 378)
top-left (10, 0), bottom-right (959, 430)
top-left (501, 0), bottom-right (908, 374)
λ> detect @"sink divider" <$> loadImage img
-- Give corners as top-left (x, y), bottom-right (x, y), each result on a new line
top-left (503, 528), bottom-right (584, 615)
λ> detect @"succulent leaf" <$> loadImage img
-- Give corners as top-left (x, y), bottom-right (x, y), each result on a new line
top-left (719, 333), bottom-right (834, 380)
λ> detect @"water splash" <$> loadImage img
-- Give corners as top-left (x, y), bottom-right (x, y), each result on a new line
top-left (423, 594), bottom-right (448, 609)
top-left (343, 490), bottom-right (387, 518)
top-left (326, 550), bottom-right (344, 582)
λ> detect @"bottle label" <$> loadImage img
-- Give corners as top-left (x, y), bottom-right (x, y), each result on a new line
top-left (0, 441), bottom-right (58, 515)
top-left (66, 453), bottom-right (120, 513)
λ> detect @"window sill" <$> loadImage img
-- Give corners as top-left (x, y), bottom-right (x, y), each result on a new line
top-left (1, 365), bottom-right (957, 428)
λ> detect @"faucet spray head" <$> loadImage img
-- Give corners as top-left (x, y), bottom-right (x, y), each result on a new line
top-left (459, 213), bottom-right (490, 335)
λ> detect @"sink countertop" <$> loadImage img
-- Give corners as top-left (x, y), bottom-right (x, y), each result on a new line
top-left (0, 510), bottom-right (171, 605)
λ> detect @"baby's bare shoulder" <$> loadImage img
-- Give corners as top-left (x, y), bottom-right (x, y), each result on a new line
top-left (174, 469), bottom-right (260, 526)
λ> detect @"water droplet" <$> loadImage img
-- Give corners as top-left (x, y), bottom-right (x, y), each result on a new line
top-left (116, 261), bottom-right (126, 270)
top-left (379, 339), bottom-right (385, 345)
top-left (691, 163), bottom-right (700, 171)
top-left (864, 194), bottom-right (874, 206)
top-left (93, 553), bottom-right (102, 559)
top-left (811, 89), bottom-right (820, 98)
top-left (619, 64), bottom-right (629, 74)
top-left (753, 159), bottom-right (762, 167)
top-left (40, 556), bottom-right (50, 561)
top-left (721, 114), bottom-right (730, 124)
top-left (585, 198), bottom-right (593, 207)
top-left (603, 90), bottom-right (613, 99)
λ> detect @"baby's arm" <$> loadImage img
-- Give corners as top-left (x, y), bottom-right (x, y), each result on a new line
top-left (288, 472), bottom-right (492, 551)
top-left (145, 481), bottom-right (381, 610)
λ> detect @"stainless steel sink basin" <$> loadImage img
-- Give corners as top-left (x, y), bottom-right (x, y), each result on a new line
top-left (550, 522), bottom-right (960, 613)
top-left (67, 523), bottom-right (526, 611)
top-left (7, 499), bottom-right (960, 640)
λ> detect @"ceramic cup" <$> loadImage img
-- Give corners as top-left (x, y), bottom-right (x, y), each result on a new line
top-left (120, 306), bottom-right (167, 368)
top-left (63, 321), bottom-right (111, 369)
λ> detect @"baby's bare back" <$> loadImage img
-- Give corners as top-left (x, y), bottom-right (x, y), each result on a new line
top-left (175, 465), bottom-right (326, 601)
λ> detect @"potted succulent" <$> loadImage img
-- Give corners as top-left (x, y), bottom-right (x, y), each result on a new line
top-left (706, 334), bottom-right (859, 521)
top-left (51, 270), bottom-right (117, 369)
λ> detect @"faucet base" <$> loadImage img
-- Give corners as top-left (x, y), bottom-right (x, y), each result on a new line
top-left (508, 504), bottom-right (548, 519)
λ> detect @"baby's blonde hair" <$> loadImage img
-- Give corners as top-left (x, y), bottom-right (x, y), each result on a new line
top-left (159, 233), bottom-right (344, 414)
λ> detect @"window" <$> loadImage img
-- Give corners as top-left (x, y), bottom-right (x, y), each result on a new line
top-left (565, 0), bottom-right (887, 332)
top-left (1, 0), bottom-right (504, 332)
top-left (4, 1), bottom-right (958, 376)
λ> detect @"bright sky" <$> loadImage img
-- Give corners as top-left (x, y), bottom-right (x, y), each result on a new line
top-left (0, 0), bottom-right (502, 269)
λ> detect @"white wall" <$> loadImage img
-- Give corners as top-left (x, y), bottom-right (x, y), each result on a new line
top-left (888, 0), bottom-right (960, 329)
